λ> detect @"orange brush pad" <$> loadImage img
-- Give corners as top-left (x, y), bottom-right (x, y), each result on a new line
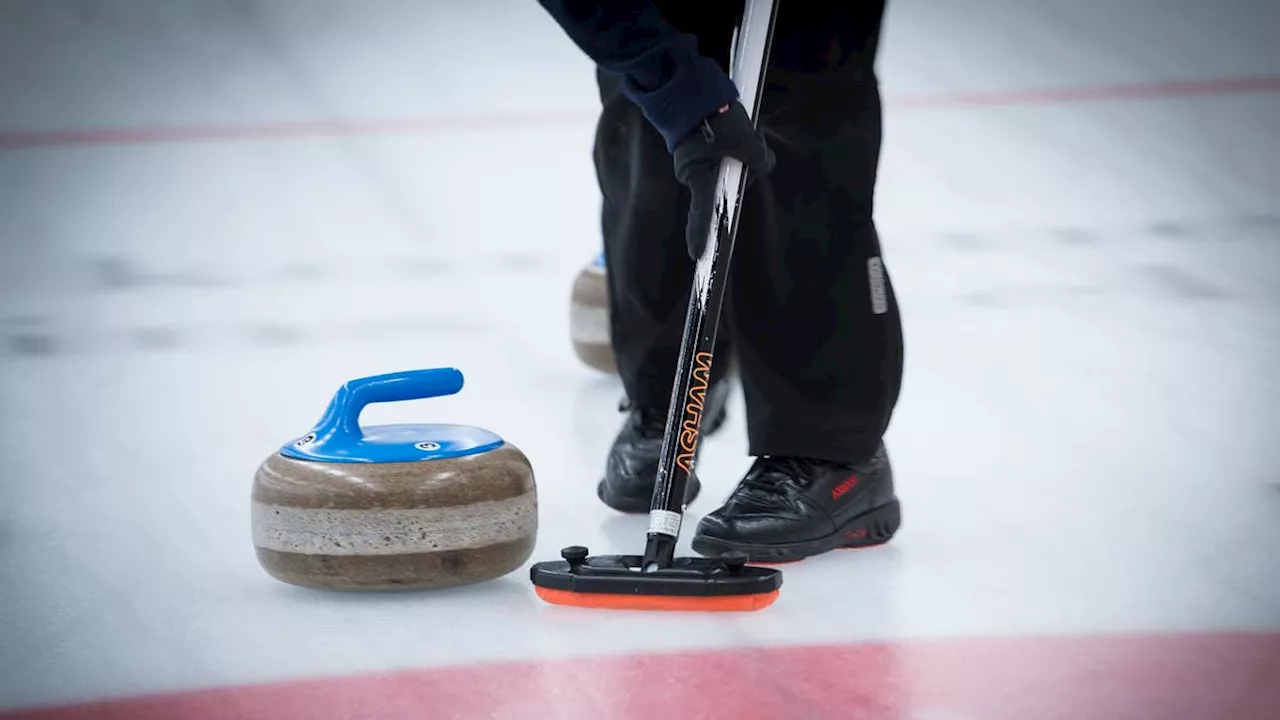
top-left (534, 586), bottom-right (779, 612)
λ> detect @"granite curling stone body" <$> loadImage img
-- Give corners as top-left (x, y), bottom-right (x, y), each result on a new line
top-left (252, 368), bottom-right (537, 590)
top-left (569, 252), bottom-right (616, 374)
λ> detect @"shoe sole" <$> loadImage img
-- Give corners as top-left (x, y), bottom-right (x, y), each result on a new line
top-left (690, 500), bottom-right (902, 563)
top-left (596, 403), bottom-right (729, 514)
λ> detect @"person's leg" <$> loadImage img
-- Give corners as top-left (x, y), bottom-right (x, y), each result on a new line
top-left (693, 0), bottom-right (906, 561)
top-left (592, 68), bottom-right (690, 406)
top-left (591, 63), bottom-right (733, 512)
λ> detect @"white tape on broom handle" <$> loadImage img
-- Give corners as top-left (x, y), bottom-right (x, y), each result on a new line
top-left (689, 0), bottom-right (775, 306)
top-left (649, 509), bottom-right (683, 538)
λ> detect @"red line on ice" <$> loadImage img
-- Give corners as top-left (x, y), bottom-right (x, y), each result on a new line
top-left (2, 631), bottom-right (1277, 720)
top-left (1, 74), bottom-right (1278, 150)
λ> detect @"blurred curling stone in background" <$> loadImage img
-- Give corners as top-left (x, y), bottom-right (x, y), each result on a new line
top-left (569, 252), bottom-right (616, 374)
top-left (251, 368), bottom-right (538, 590)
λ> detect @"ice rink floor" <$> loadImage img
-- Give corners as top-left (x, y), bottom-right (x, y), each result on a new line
top-left (2, 1), bottom-right (1279, 718)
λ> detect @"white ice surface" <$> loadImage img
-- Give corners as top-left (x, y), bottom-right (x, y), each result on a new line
top-left (1, 0), bottom-right (1279, 710)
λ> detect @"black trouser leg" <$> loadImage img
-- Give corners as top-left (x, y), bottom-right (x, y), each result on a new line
top-left (728, 1), bottom-right (902, 464)
top-left (733, 75), bottom-right (903, 464)
top-left (592, 69), bottom-right (734, 410)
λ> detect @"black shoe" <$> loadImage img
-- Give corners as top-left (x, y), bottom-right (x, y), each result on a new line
top-left (691, 443), bottom-right (901, 562)
top-left (596, 379), bottom-right (731, 513)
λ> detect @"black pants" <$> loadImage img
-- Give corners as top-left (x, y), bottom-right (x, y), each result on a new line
top-left (592, 1), bottom-right (903, 464)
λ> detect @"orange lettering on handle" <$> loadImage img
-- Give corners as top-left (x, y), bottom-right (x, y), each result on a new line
top-left (675, 352), bottom-right (714, 474)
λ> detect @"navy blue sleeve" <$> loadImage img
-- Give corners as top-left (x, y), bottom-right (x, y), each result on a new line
top-left (537, 0), bottom-right (739, 151)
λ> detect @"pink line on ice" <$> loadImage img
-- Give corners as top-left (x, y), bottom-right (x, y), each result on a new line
top-left (2, 74), bottom-right (1278, 150)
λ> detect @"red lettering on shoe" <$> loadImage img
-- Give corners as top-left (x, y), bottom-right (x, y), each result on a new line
top-left (844, 528), bottom-right (868, 540)
top-left (831, 475), bottom-right (859, 500)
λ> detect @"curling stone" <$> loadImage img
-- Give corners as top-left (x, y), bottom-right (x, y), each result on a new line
top-left (251, 368), bottom-right (537, 591)
top-left (569, 252), bottom-right (616, 374)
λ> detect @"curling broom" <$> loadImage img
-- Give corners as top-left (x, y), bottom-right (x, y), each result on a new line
top-left (529, 0), bottom-right (782, 612)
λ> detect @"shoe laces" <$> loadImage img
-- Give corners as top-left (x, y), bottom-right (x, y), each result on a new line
top-left (618, 397), bottom-right (668, 438)
top-left (739, 456), bottom-right (820, 499)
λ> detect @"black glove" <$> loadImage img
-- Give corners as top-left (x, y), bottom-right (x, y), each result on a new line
top-left (673, 101), bottom-right (775, 260)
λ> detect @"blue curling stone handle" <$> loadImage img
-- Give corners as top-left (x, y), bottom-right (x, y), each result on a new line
top-left (279, 368), bottom-right (504, 464)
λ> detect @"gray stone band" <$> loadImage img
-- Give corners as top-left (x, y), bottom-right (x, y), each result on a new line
top-left (251, 492), bottom-right (537, 556)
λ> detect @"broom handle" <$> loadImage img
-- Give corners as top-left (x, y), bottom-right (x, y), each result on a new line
top-left (642, 0), bottom-right (779, 571)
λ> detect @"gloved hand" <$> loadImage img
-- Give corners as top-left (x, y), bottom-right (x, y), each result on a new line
top-left (673, 101), bottom-right (775, 260)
